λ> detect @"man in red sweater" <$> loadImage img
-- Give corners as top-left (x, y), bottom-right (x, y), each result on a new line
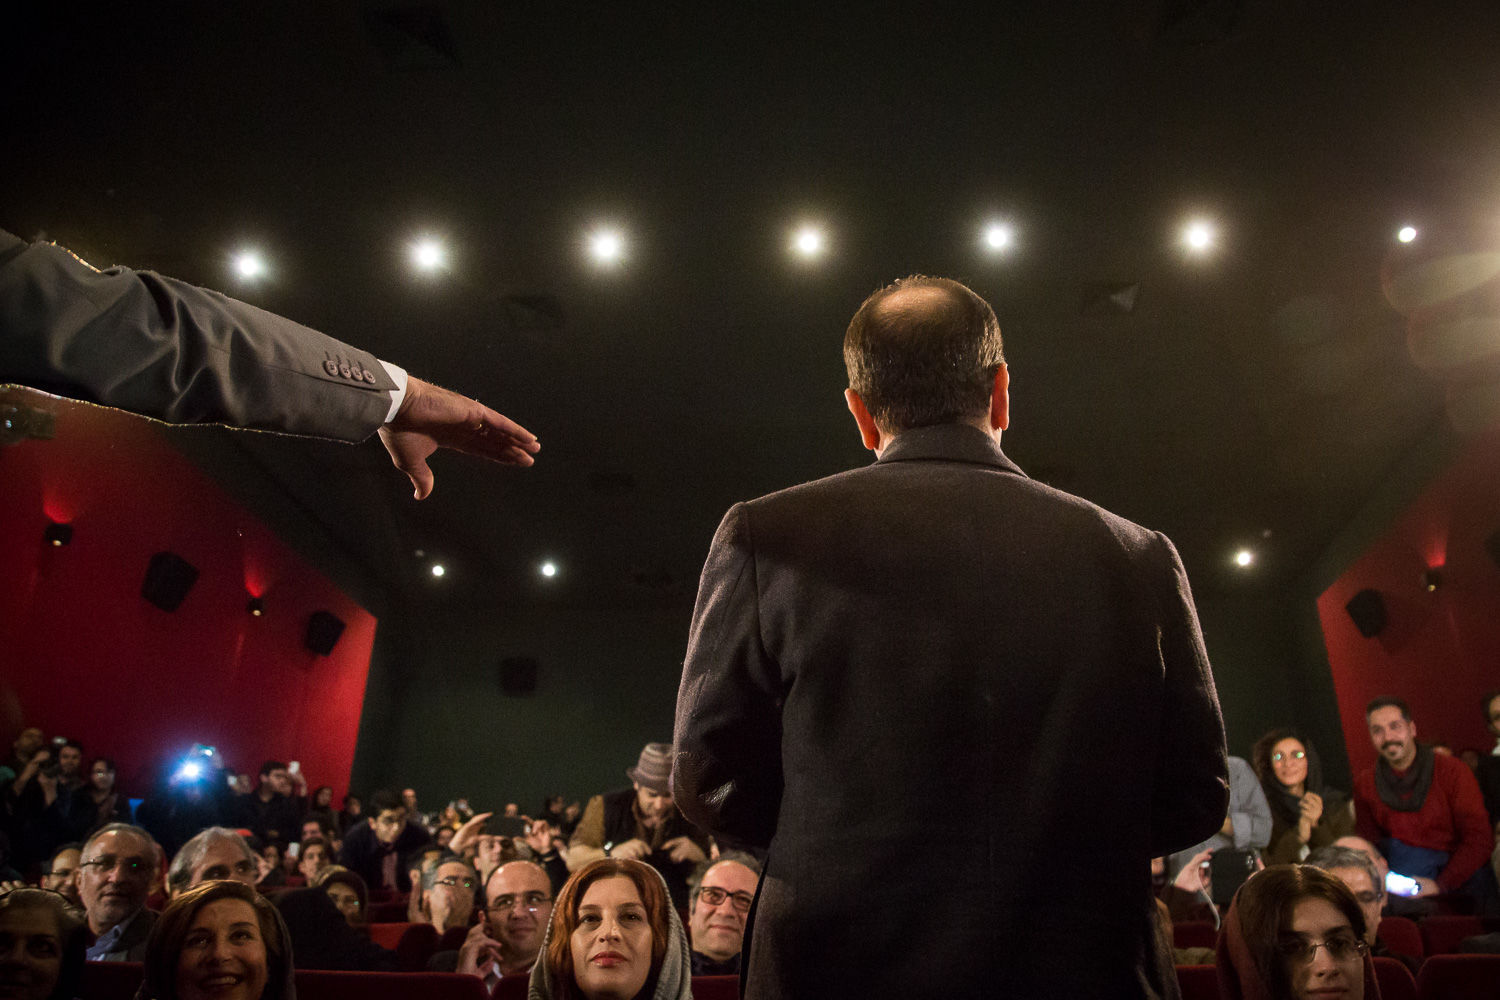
top-left (1354, 697), bottom-right (1494, 909)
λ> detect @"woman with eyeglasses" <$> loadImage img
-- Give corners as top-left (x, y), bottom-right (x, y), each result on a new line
top-left (1252, 730), bottom-right (1355, 866)
top-left (1217, 865), bottom-right (1375, 1000)
top-left (529, 858), bottom-right (691, 1000)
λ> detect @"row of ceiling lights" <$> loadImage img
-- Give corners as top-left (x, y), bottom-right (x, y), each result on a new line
top-left (224, 221), bottom-right (1426, 282)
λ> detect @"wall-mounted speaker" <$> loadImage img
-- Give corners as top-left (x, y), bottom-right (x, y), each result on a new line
top-left (305, 611), bottom-right (346, 656)
top-left (1345, 588), bottom-right (1387, 639)
top-left (1485, 528), bottom-right (1500, 569)
top-left (141, 551), bottom-right (199, 611)
top-left (500, 656), bottom-right (538, 696)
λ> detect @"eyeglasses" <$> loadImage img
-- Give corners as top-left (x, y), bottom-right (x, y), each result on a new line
top-left (434, 876), bottom-right (476, 890)
top-left (489, 892), bottom-right (551, 912)
top-left (79, 855), bottom-right (150, 876)
top-left (695, 885), bottom-right (754, 913)
top-left (1270, 750), bottom-right (1307, 763)
top-left (1275, 933), bottom-right (1367, 965)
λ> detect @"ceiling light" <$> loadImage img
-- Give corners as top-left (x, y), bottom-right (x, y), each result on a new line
top-left (431, 564), bottom-right (446, 578)
top-left (982, 223), bottom-right (1013, 252)
top-left (410, 238), bottom-right (447, 272)
top-left (1182, 220), bottom-right (1216, 253)
top-left (1397, 225), bottom-right (1418, 244)
top-left (589, 228), bottom-right (624, 264)
top-left (1234, 549), bottom-right (1254, 568)
top-left (791, 226), bottom-right (825, 258)
top-left (246, 597), bottom-right (264, 616)
top-left (233, 251), bottom-right (266, 280)
top-left (539, 561), bottom-right (558, 578)
top-left (43, 521), bottom-right (72, 547)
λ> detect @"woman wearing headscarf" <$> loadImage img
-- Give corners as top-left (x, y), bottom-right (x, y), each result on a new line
top-left (1252, 729), bottom-right (1355, 866)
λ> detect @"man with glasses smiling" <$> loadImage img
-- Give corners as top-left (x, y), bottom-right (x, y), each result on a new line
top-left (687, 853), bottom-right (761, 976)
top-left (77, 822), bottom-right (158, 961)
top-left (435, 859), bottom-right (553, 987)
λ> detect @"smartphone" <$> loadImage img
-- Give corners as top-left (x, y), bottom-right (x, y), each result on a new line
top-left (1385, 871), bottom-right (1422, 897)
top-left (288, 761), bottom-right (301, 774)
top-left (286, 842), bottom-right (300, 859)
top-left (1209, 848), bottom-right (1258, 907)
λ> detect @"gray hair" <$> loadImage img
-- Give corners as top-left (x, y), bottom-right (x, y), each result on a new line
top-left (167, 827), bottom-right (255, 894)
top-left (1305, 846), bottom-right (1384, 900)
top-left (687, 850), bottom-right (763, 897)
top-left (420, 853), bottom-right (475, 893)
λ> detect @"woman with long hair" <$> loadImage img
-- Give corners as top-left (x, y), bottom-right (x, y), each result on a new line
top-left (1217, 865), bottom-right (1376, 1000)
top-left (528, 858), bottom-right (690, 1000)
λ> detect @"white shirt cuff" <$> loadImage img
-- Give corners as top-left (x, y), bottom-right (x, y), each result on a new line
top-left (379, 360), bottom-right (409, 423)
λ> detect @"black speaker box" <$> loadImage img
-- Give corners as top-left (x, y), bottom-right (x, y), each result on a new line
top-left (1485, 528), bottom-right (1500, 569)
top-left (141, 551), bottom-right (199, 611)
top-left (305, 610), bottom-right (346, 656)
top-left (1345, 588), bottom-right (1387, 639)
top-left (500, 656), bottom-right (538, 696)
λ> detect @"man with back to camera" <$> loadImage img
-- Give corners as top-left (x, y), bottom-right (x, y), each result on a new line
top-left (673, 275), bottom-right (1228, 998)
top-left (1354, 696), bottom-right (1493, 907)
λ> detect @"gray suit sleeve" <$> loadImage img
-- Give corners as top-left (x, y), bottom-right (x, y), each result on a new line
top-left (0, 229), bottom-right (395, 441)
top-left (1147, 530), bottom-right (1231, 857)
top-left (672, 502), bottom-right (784, 850)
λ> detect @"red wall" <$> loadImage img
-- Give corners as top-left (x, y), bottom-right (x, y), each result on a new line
top-left (1317, 429), bottom-right (1500, 776)
top-left (0, 394), bottom-right (375, 800)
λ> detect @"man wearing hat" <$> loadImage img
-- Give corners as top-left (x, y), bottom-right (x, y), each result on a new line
top-left (566, 742), bottom-right (711, 908)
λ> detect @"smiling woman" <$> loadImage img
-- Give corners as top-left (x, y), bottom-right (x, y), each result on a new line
top-left (530, 858), bottom-right (691, 1000)
top-left (134, 880), bottom-right (294, 1000)
top-left (0, 888), bottom-right (87, 1000)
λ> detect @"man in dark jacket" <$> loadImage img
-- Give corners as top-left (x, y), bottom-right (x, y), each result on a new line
top-left (673, 276), bottom-right (1228, 999)
top-left (338, 788), bottom-right (430, 894)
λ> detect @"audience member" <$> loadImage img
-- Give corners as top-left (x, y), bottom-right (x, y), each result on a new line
top-left (433, 859), bottom-right (554, 982)
top-left (135, 760), bottom-right (236, 859)
top-left (0, 886), bottom-right (87, 1000)
top-left (0, 730), bottom-right (44, 792)
top-left (37, 844), bottom-right (82, 906)
top-left (1216, 865), bottom-right (1372, 1000)
top-left (296, 837), bottom-right (332, 884)
top-left (1168, 756), bottom-right (1273, 880)
top-left (1305, 845), bottom-right (1418, 973)
top-left (51, 742), bottom-right (84, 796)
top-left (256, 843), bottom-right (288, 889)
top-left (275, 886), bottom-right (398, 972)
top-left (166, 828), bottom-right (258, 898)
top-left (136, 879), bottom-right (293, 1000)
top-left (337, 789), bottom-right (430, 894)
top-left (1354, 696), bottom-right (1493, 905)
top-left (78, 823), bottom-right (158, 961)
top-left (337, 795), bottom-right (362, 836)
top-left (1252, 730), bottom-right (1355, 865)
top-left (1476, 689), bottom-right (1500, 827)
top-left (685, 853), bottom-right (760, 975)
top-left (304, 786), bottom-right (339, 837)
top-left (313, 867), bottom-right (369, 927)
top-left (81, 758), bottom-right (132, 833)
top-left (298, 817), bottom-right (338, 853)
top-left (234, 762), bottom-right (305, 848)
top-left (567, 744), bottom-right (709, 910)
top-left (434, 827), bottom-right (456, 851)
top-left (528, 858), bottom-right (691, 1000)
top-left (413, 855), bottom-right (477, 934)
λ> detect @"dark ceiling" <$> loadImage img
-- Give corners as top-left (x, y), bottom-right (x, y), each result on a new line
top-left (5, 1), bottom-right (1497, 614)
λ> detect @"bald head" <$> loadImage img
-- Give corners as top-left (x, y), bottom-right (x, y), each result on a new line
top-left (843, 275), bottom-right (1005, 436)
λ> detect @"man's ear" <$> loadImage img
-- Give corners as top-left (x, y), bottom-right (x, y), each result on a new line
top-left (844, 389), bottom-right (882, 452)
top-left (989, 364), bottom-right (1010, 432)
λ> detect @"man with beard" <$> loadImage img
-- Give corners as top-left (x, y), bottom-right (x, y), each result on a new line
top-left (432, 860), bottom-right (553, 987)
top-left (77, 823), bottom-right (158, 961)
top-left (1354, 697), bottom-right (1492, 907)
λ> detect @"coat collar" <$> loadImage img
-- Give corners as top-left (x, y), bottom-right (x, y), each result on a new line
top-left (874, 422), bottom-right (1027, 477)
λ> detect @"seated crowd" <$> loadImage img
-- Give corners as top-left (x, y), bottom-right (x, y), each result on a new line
top-left (2, 694), bottom-right (1499, 999)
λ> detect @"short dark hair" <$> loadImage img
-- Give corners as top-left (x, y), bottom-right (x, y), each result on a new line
top-left (1482, 689), bottom-right (1500, 722)
top-left (1304, 846), bottom-right (1383, 902)
top-left (370, 789), bottom-right (404, 815)
top-left (1365, 696), bottom-right (1410, 720)
top-left (89, 756), bottom-right (115, 774)
top-left (59, 739), bottom-right (83, 755)
top-left (260, 760), bottom-right (289, 778)
top-left (843, 275), bottom-right (1005, 434)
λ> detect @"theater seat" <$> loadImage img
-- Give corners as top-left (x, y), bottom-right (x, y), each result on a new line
top-left (1414, 953), bottom-right (1500, 999)
top-left (366, 898), bottom-right (411, 923)
top-left (1379, 916), bottom-right (1424, 962)
top-left (295, 969), bottom-right (490, 999)
top-left (1372, 956), bottom-right (1417, 1000)
top-left (365, 921), bottom-right (440, 971)
top-left (81, 960), bottom-right (143, 1000)
top-left (1420, 915), bottom-right (1484, 956)
top-left (1174, 920), bottom-right (1218, 950)
top-left (693, 975), bottom-right (740, 1000)
top-left (493, 975), bottom-right (531, 999)
top-left (1176, 963), bottom-right (1219, 1000)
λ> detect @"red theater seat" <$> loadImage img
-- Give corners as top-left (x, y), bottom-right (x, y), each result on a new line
top-left (1380, 916), bottom-right (1424, 963)
top-left (693, 975), bottom-right (740, 1000)
top-left (1176, 963), bottom-right (1220, 1000)
top-left (1414, 953), bottom-right (1500, 1000)
top-left (295, 970), bottom-right (489, 999)
top-left (1420, 915), bottom-right (1485, 956)
top-left (81, 961), bottom-right (144, 1000)
top-left (365, 921), bottom-right (439, 971)
top-left (493, 975), bottom-right (531, 999)
top-left (1174, 920), bottom-right (1219, 950)
top-left (366, 897), bottom-right (411, 923)
top-left (1372, 956), bottom-right (1417, 1000)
